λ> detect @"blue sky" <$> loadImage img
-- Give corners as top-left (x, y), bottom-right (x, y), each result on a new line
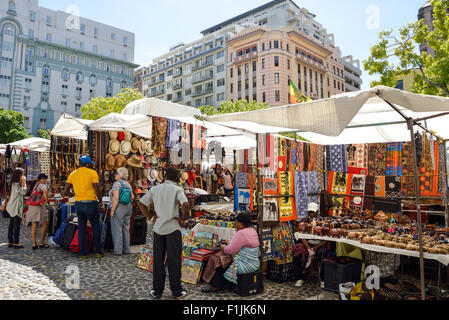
top-left (40, 0), bottom-right (429, 89)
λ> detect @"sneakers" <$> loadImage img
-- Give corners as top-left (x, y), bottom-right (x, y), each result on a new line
top-left (80, 255), bottom-right (89, 260)
top-left (320, 281), bottom-right (325, 289)
top-left (150, 290), bottom-right (161, 300)
top-left (295, 280), bottom-right (305, 288)
top-left (174, 290), bottom-right (187, 300)
top-left (96, 251), bottom-right (106, 258)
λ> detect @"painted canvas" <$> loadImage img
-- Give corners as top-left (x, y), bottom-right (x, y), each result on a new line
top-left (277, 171), bottom-right (297, 222)
top-left (237, 188), bottom-right (251, 212)
top-left (263, 198), bottom-right (279, 223)
top-left (263, 178), bottom-right (278, 196)
top-left (181, 258), bottom-right (204, 285)
top-left (137, 246), bottom-right (154, 272)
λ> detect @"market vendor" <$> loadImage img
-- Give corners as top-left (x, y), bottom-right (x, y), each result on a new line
top-left (293, 202), bottom-right (329, 288)
top-left (201, 213), bottom-right (259, 293)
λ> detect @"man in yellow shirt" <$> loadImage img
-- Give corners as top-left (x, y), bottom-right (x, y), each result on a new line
top-left (63, 155), bottom-right (105, 260)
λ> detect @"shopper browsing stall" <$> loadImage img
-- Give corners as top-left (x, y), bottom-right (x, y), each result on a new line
top-left (138, 167), bottom-right (190, 300)
top-left (201, 213), bottom-right (260, 293)
top-left (6, 168), bottom-right (27, 249)
top-left (26, 174), bottom-right (50, 250)
top-left (63, 155), bottom-right (105, 260)
top-left (109, 167), bottom-right (134, 256)
top-left (293, 203), bottom-right (329, 288)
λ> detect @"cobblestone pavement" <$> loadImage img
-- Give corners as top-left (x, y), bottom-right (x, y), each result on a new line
top-left (0, 217), bottom-right (332, 300)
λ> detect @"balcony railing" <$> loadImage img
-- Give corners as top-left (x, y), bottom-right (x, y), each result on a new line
top-left (232, 51), bottom-right (257, 64)
top-left (192, 59), bottom-right (214, 71)
top-left (173, 83), bottom-right (183, 90)
top-left (191, 87), bottom-right (213, 97)
top-left (296, 54), bottom-right (327, 72)
top-left (192, 73), bottom-right (214, 84)
top-left (173, 70), bottom-right (183, 78)
top-left (149, 89), bottom-right (165, 97)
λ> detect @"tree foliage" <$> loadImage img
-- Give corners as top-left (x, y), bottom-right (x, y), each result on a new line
top-left (363, 0), bottom-right (449, 96)
top-left (81, 88), bottom-right (143, 120)
top-left (199, 100), bottom-right (270, 116)
top-left (0, 108), bottom-right (30, 144)
top-left (37, 129), bottom-right (51, 140)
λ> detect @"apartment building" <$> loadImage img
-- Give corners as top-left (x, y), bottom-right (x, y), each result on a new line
top-left (339, 55), bottom-right (362, 92)
top-left (0, 0), bottom-right (137, 135)
top-left (140, 0), bottom-right (362, 108)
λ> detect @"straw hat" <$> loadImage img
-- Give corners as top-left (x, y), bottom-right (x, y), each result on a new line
top-left (153, 145), bottom-right (161, 158)
top-left (146, 155), bottom-right (157, 166)
top-left (138, 154), bottom-right (150, 169)
top-left (143, 168), bottom-right (149, 178)
top-left (130, 137), bottom-right (140, 154)
top-left (148, 169), bottom-right (158, 182)
top-left (109, 139), bottom-right (120, 155)
top-left (180, 171), bottom-right (188, 184)
top-left (105, 153), bottom-right (115, 171)
top-left (135, 180), bottom-right (143, 188)
top-left (157, 169), bottom-right (164, 183)
top-left (124, 131), bottom-right (132, 142)
top-left (127, 155), bottom-right (143, 168)
top-left (115, 154), bottom-right (127, 170)
top-left (109, 131), bottom-right (118, 140)
top-left (139, 139), bottom-right (147, 155)
top-left (145, 140), bottom-right (154, 155)
top-left (120, 140), bottom-right (132, 156)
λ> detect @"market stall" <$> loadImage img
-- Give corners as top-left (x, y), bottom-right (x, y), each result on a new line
top-left (203, 85), bottom-right (449, 300)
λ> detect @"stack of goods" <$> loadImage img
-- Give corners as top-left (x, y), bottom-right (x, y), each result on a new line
top-left (182, 230), bottom-right (219, 258)
top-left (191, 249), bottom-right (215, 262)
top-left (295, 208), bottom-right (449, 255)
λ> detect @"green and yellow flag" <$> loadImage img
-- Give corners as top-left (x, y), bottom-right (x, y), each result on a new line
top-left (289, 80), bottom-right (313, 104)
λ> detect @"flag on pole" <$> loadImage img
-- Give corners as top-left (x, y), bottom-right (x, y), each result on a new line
top-left (289, 80), bottom-right (313, 104)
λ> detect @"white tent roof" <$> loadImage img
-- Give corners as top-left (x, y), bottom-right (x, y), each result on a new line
top-left (205, 86), bottom-right (449, 144)
top-left (51, 113), bottom-right (94, 140)
top-left (88, 113), bottom-right (152, 138)
top-left (121, 98), bottom-right (202, 117)
top-left (0, 138), bottom-right (50, 152)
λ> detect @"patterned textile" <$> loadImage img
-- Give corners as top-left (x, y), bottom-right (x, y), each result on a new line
top-left (438, 142), bottom-right (448, 205)
top-left (420, 140), bottom-right (439, 197)
top-left (277, 137), bottom-right (287, 172)
top-left (152, 117), bottom-right (168, 157)
top-left (348, 167), bottom-right (368, 175)
top-left (326, 145), bottom-right (348, 173)
top-left (27, 151), bottom-right (40, 181)
top-left (40, 152), bottom-right (51, 179)
top-left (346, 144), bottom-right (368, 168)
top-left (235, 172), bottom-right (248, 189)
top-left (297, 142), bottom-right (305, 171)
top-left (303, 143), bottom-right (310, 171)
top-left (308, 144), bottom-right (317, 172)
top-left (385, 176), bottom-right (403, 199)
top-left (289, 141), bottom-right (298, 172)
top-left (224, 246), bottom-right (260, 285)
top-left (192, 124), bottom-right (206, 149)
top-left (272, 223), bottom-right (295, 265)
top-left (246, 173), bottom-right (257, 190)
top-left (294, 172), bottom-right (320, 220)
top-left (349, 174), bottom-right (366, 209)
top-left (368, 143), bottom-right (387, 176)
top-left (262, 228), bottom-right (276, 261)
top-left (327, 171), bottom-right (352, 209)
top-left (166, 118), bottom-right (182, 149)
top-left (375, 176), bottom-right (386, 197)
top-left (422, 133), bottom-right (433, 171)
top-left (316, 145), bottom-right (325, 189)
top-left (278, 171), bottom-right (297, 222)
top-left (363, 175), bottom-right (376, 210)
top-left (401, 142), bottom-right (415, 197)
top-left (386, 143), bottom-right (403, 176)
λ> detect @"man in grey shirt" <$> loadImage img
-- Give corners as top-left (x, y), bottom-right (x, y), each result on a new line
top-left (138, 167), bottom-right (190, 300)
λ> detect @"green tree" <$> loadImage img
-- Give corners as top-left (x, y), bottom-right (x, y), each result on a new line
top-left (199, 100), bottom-right (270, 116)
top-left (37, 129), bottom-right (51, 140)
top-left (0, 108), bottom-right (30, 144)
top-left (81, 88), bottom-right (143, 120)
top-left (363, 0), bottom-right (449, 96)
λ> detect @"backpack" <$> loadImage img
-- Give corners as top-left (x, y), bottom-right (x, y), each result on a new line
top-left (118, 181), bottom-right (132, 205)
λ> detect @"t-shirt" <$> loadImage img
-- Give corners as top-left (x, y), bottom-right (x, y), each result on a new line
top-left (66, 167), bottom-right (99, 202)
top-left (35, 183), bottom-right (47, 193)
top-left (139, 180), bottom-right (188, 236)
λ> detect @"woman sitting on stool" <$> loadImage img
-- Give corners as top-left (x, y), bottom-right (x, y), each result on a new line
top-left (201, 213), bottom-right (260, 293)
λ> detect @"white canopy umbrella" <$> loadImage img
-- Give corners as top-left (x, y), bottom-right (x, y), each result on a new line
top-left (121, 98), bottom-right (201, 117)
top-left (87, 113), bottom-right (152, 138)
top-left (51, 113), bottom-right (94, 140)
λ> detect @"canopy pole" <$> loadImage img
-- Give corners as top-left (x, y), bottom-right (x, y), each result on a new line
top-left (444, 140), bottom-right (449, 228)
top-left (407, 118), bottom-right (426, 301)
top-left (256, 133), bottom-right (264, 270)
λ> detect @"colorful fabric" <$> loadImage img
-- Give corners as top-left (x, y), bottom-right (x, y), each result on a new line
top-left (289, 141), bottom-right (298, 172)
top-left (278, 171), bottom-right (297, 222)
top-left (385, 176), bottom-right (403, 199)
top-left (368, 143), bottom-right (387, 176)
top-left (349, 174), bottom-right (366, 209)
top-left (346, 144), bottom-right (368, 168)
top-left (348, 167), bottom-right (368, 175)
top-left (375, 176), bottom-right (386, 197)
top-left (386, 142), bottom-right (402, 176)
top-left (316, 145), bottom-right (325, 189)
top-left (308, 144), bottom-right (317, 172)
top-left (277, 137), bottom-right (287, 172)
top-left (166, 118), bottom-right (182, 149)
top-left (303, 143), bottom-right (310, 172)
top-left (272, 222), bottom-right (295, 265)
top-left (439, 142), bottom-right (448, 205)
top-left (327, 171), bottom-right (352, 209)
top-left (326, 145), bottom-right (348, 173)
top-left (28, 151), bottom-right (40, 181)
top-left (152, 117), bottom-right (168, 157)
top-left (224, 246), bottom-right (260, 284)
top-left (289, 79), bottom-right (313, 103)
top-left (246, 173), bottom-right (257, 190)
top-left (401, 142), bottom-right (415, 197)
top-left (363, 175), bottom-right (376, 210)
top-left (420, 140), bottom-right (439, 197)
top-left (297, 142), bottom-right (305, 171)
top-left (294, 172), bottom-right (308, 220)
top-left (235, 172), bottom-right (247, 189)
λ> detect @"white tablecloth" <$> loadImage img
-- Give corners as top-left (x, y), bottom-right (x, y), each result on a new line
top-left (192, 224), bottom-right (236, 242)
top-left (294, 233), bottom-right (449, 266)
top-left (193, 202), bottom-right (234, 214)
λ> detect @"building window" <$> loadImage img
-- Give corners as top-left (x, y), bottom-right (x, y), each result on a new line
top-left (245, 79), bottom-right (249, 90)
top-left (274, 56), bottom-right (279, 67)
top-left (275, 73), bottom-right (279, 84)
top-left (111, 33), bottom-right (116, 41)
top-left (75, 103), bottom-right (81, 113)
top-left (29, 29), bottom-right (34, 38)
top-left (76, 87), bottom-right (82, 98)
top-left (90, 89), bottom-right (95, 99)
top-left (90, 74), bottom-right (97, 85)
top-left (46, 16), bottom-right (52, 25)
top-left (110, 50), bottom-right (115, 58)
top-left (275, 90), bottom-right (280, 102)
top-left (25, 78), bottom-right (32, 90)
top-left (262, 43), bottom-right (265, 51)
top-left (23, 96), bottom-right (30, 108)
top-left (217, 64), bottom-right (225, 73)
top-left (230, 83), bottom-right (233, 94)
top-left (274, 41), bottom-right (279, 49)
top-left (123, 36), bottom-right (128, 45)
top-left (252, 61), bottom-right (257, 72)
top-left (238, 80), bottom-right (241, 92)
top-left (42, 64), bottom-right (50, 76)
top-left (94, 27), bottom-right (98, 37)
top-left (262, 75), bottom-right (265, 86)
top-left (253, 76), bottom-right (257, 88)
top-left (245, 63), bottom-right (249, 74)
top-left (230, 68), bottom-right (233, 78)
top-left (40, 118), bottom-right (47, 130)
top-left (62, 69), bottom-right (70, 81)
top-left (61, 84), bottom-right (68, 95)
top-left (65, 39), bottom-right (71, 47)
top-left (24, 117), bottom-right (29, 128)
top-left (46, 33), bottom-right (52, 42)
top-left (122, 53), bottom-right (127, 61)
top-left (217, 93), bottom-right (224, 101)
top-left (121, 80), bottom-right (127, 89)
top-left (29, 11), bottom-right (36, 20)
top-left (216, 51), bottom-right (225, 59)
top-left (396, 80), bottom-right (404, 90)
top-left (334, 79), bottom-right (336, 89)
top-left (287, 59), bottom-right (290, 70)
top-left (79, 41), bottom-right (84, 50)
top-left (262, 58), bottom-right (265, 69)
top-left (262, 92), bottom-right (266, 102)
top-left (217, 79), bottom-right (225, 87)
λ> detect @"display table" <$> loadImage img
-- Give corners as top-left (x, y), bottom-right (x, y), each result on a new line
top-left (193, 202), bottom-right (234, 214)
top-left (192, 223), bottom-right (236, 242)
top-left (294, 233), bottom-right (449, 266)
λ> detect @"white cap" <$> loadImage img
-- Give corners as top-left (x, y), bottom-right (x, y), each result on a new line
top-left (307, 203), bottom-right (319, 213)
